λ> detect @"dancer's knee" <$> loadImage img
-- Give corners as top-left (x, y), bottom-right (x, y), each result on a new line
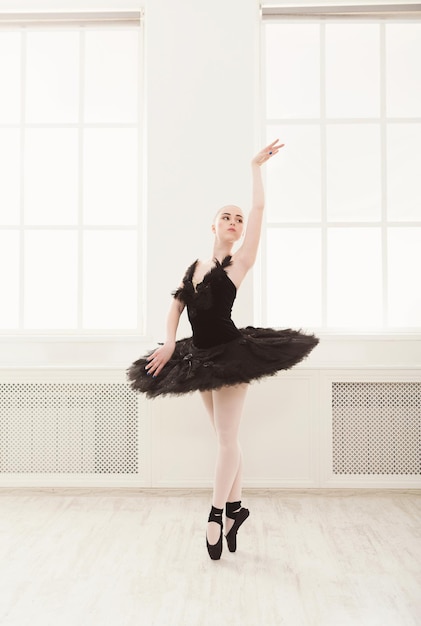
top-left (216, 434), bottom-right (240, 451)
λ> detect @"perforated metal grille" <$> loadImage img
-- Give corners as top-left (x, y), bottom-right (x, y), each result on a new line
top-left (332, 382), bottom-right (421, 475)
top-left (0, 383), bottom-right (138, 474)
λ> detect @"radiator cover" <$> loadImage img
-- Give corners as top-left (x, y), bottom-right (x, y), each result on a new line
top-left (0, 382), bottom-right (138, 474)
top-left (332, 382), bottom-right (421, 475)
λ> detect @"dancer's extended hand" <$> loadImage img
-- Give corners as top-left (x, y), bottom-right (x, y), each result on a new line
top-left (251, 139), bottom-right (284, 166)
top-left (145, 341), bottom-right (175, 377)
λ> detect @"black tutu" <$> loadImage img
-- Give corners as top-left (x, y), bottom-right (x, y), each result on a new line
top-left (127, 326), bottom-right (319, 399)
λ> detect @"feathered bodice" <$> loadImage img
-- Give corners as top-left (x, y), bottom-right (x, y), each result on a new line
top-left (173, 255), bottom-right (232, 315)
top-left (173, 255), bottom-right (242, 349)
top-left (127, 255), bottom-right (320, 397)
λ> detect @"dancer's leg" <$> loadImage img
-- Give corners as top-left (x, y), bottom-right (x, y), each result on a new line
top-left (226, 449), bottom-right (243, 505)
top-left (205, 384), bottom-right (248, 544)
top-left (200, 388), bottom-right (246, 537)
top-left (200, 390), bottom-right (215, 432)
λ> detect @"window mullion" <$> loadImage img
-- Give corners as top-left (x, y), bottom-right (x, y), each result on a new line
top-left (19, 28), bottom-right (26, 331)
top-left (380, 20), bottom-right (388, 329)
top-left (261, 21), bottom-right (268, 327)
top-left (78, 29), bottom-right (84, 332)
top-left (137, 26), bottom-right (145, 334)
top-left (320, 21), bottom-right (327, 331)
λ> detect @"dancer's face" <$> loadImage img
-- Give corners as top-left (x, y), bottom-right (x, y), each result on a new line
top-left (212, 206), bottom-right (244, 243)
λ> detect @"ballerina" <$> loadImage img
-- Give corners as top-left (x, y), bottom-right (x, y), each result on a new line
top-left (127, 139), bottom-right (319, 559)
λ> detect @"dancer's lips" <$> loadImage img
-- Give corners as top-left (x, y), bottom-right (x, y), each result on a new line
top-left (228, 227), bottom-right (236, 232)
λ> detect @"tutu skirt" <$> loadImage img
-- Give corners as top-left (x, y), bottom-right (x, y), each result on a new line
top-left (127, 326), bottom-right (319, 398)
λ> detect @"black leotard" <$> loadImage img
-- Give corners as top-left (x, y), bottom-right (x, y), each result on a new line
top-left (173, 256), bottom-right (241, 349)
top-left (127, 255), bottom-right (319, 398)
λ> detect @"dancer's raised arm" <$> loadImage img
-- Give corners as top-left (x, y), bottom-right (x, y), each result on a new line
top-left (235, 139), bottom-right (284, 271)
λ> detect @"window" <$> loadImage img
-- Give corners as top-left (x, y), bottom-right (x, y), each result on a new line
top-left (0, 12), bottom-right (143, 334)
top-left (262, 7), bottom-right (421, 332)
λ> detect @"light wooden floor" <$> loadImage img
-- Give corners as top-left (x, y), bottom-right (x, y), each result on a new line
top-left (0, 489), bottom-right (420, 626)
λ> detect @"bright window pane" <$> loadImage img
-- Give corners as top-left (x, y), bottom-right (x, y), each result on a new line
top-left (0, 31), bottom-right (21, 123)
top-left (0, 129), bottom-right (20, 226)
top-left (265, 23), bottom-right (320, 119)
top-left (326, 125), bottom-right (381, 222)
top-left (327, 228), bottom-right (382, 329)
top-left (84, 29), bottom-right (139, 124)
top-left (83, 231), bottom-right (137, 329)
top-left (387, 124), bottom-right (421, 221)
top-left (388, 228), bottom-right (421, 326)
top-left (386, 23), bottom-right (421, 117)
top-left (264, 16), bottom-right (421, 332)
top-left (326, 23), bottom-right (380, 118)
top-left (26, 31), bottom-right (79, 124)
top-left (83, 129), bottom-right (138, 226)
top-left (24, 129), bottom-right (78, 226)
top-left (266, 125), bottom-right (321, 222)
top-left (24, 231), bottom-right (78, 329)
top-left (267, 228), bottom-right (321, 328)
top-left (0, 232), bottom-right (19, 328)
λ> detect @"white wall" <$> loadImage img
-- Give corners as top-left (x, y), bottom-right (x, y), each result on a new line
top-left (0, 0), bottom-right (420, 488)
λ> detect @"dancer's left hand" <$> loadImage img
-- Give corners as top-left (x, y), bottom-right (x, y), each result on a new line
top-left (252, 139), bottom-right (284, 166)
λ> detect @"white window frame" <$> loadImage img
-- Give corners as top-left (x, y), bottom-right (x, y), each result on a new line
top-left (0, 11), bottom-right (145, 337)
top-left (260, 4), bottom-right (421, 338)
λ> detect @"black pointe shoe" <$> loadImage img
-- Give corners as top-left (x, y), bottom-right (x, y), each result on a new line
top-left (206, 506), bottom-right (223, 560)
top-left (225, 500), bottom-right (250, 553)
